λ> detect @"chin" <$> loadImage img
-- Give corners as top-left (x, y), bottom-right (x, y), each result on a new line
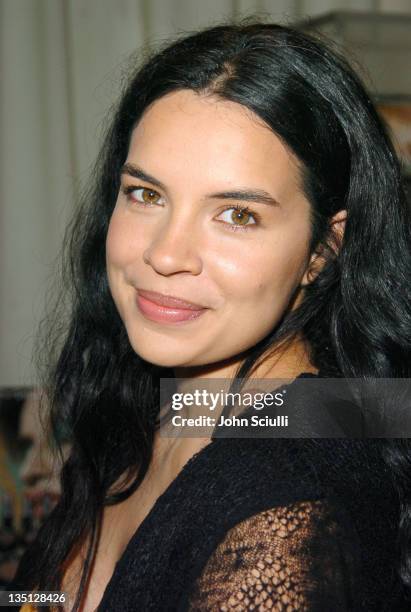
top-left (127, 340), bottom-right (196, 368)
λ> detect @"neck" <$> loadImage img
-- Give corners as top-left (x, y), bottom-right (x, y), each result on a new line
top-left (163, 335), bottom-right (317, 425)
top-left (173, 335), bottom-right (317, 385)
top-left (156, 337), bottom-right (317, 474)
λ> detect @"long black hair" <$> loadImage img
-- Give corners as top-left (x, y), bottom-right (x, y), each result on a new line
top-left (14, 20), bottom-right (411, 610)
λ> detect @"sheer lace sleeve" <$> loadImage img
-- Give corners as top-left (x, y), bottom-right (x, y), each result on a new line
top-left (187, 498), bottom-right (360, 611)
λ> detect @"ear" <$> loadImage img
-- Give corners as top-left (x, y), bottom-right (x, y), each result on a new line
top-left (301, 209), bottom-right (347, 287)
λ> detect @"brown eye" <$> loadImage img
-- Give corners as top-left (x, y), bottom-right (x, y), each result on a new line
top-left (231, 208), bottom-right (251, 225)
top-left (141, 188), bottom-right (161, 204)
top-left (217, 205), bottom-right (257, 229)
top-left (125, 186), bottom-right (164, 205)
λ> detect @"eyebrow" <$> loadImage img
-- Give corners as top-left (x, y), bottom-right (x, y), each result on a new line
top-left (121, 163), bottom-right (167, 191)
top-left (207, 190), bottom-right (280, 207)
top-left (121, 163), bottom-right (280, 207)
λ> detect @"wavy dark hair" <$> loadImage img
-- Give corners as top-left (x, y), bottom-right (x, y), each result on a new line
top-left (14, 20), bottom-right (411, 610)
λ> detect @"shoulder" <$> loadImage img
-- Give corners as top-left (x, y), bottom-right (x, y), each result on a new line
top-left (178, 438), bottom-right (399, 611)
top-left (186, 495), bottom-right (361, 611)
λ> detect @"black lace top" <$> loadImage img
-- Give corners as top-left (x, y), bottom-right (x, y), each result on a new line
top-left (94, 373), bottom-right (405, 611)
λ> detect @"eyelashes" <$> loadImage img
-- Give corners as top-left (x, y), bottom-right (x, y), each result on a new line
top-left (122, 185), bottom-right (165, 206)
top-left (219, 204), bottom-right (258, 232)
top-left (121, 185), bottom-right (260, 232)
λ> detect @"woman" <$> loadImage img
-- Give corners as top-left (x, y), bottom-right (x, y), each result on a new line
top-left (14, 21), bottom-right (411, 611)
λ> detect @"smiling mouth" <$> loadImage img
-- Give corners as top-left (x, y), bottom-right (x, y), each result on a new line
top-left (135, 291), bottom-right (208, 324)
top-left (136, 288), bottom-right (207, 310)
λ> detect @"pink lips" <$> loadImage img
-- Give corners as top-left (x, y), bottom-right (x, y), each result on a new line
top-left (136, 289), bottom-right (208, 324)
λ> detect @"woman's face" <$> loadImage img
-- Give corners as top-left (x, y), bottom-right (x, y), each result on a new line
top-left (106, 90), bottom-right (314, 372)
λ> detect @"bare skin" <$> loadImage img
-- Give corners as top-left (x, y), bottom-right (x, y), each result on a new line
top-left (60, 339), bottom-right (317, 612)
top-left (61, 90), bottom-right (345, 611)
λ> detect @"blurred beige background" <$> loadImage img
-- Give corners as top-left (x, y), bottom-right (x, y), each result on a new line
top-left (1, 0), bottom-right (410, 386)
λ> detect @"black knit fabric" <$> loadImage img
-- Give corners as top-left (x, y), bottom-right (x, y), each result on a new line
top-left (96, 374), bottom-right (404, 611)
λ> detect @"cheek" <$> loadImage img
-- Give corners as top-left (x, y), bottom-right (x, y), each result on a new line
top-left (106, 209), bottom-right (132, 268)
top-left (215, 235), bottom-right (307, 308)
top-left (105, 209), bottom-right (146, 320)
top-left (105, 207), bottom-right (147, 275)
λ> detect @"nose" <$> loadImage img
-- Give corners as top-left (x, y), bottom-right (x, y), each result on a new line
top-left (142, 210), bottom-right (203, 276)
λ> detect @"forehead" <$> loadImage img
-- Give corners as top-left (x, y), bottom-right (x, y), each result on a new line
top-left (126, 90), bottom-right (303, 195)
